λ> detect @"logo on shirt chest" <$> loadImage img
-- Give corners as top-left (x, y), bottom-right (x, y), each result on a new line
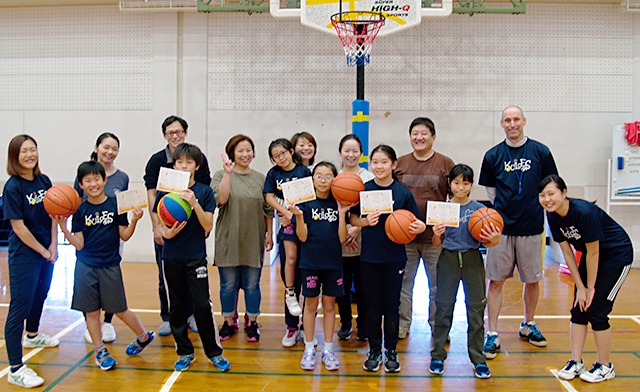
top-left (85, 211), bottom-right (114, 226)
top-left (560, 226), bottom-right (581, 241)
top-left (276, 177), bottom-right (298, 191)
top-left (26, 190), bottom-right (47, 205)
top-left (503, 159), bottom-right (531, 173)
top-left (312, 207), bottom-right (338, 222)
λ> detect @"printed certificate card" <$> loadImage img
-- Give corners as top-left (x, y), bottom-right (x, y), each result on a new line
top-left (116, 189), bottom-right (148, 215)
top-left (157, 167), bottom-right (190, 194)
top-left (426, 201), bottom-right (460, 227)
top-left (359, 190), bottom-right (393, 215)
top-left (281, 177), bottom-right (316, 207)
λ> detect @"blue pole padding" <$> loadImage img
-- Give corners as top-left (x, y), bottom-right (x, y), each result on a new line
top-left (352, 99), bottom-right (370, 169)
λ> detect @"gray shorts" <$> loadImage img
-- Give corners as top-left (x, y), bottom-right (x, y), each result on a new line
top-left (71, 262), bottom-right (128, 314)
top-left (485, 234), bottom-right (544, 283)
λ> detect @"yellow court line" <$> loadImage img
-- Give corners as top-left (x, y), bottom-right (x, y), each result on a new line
top-left (0, 338), bottom-right (5, 349)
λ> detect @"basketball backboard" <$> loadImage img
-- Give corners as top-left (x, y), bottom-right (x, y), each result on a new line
top-left (301, 0), bottom-right (423, 37)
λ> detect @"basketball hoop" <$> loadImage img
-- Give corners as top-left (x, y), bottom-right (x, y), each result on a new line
top-left (331, 11), bottom-right (385, 67)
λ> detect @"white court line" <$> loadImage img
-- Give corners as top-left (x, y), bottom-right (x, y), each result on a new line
top-left (631, 317), bottom-right (640, 326)
top-left (159, 371), bottom-right (182, 392)
top-left (549, 369), bottom-right (580, 392)
top-left (0, 338), bottom-right (4, 349)
top-left (0, 317), bottom-right (85, 379)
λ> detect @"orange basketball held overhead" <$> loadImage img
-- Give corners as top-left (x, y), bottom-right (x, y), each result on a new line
top-left (468, 207), bottom-right (504, 242)
top-left (331, 171), bottom-right (364, 205)
top-left (385, 209), bottom-right (417, 245)
top-left (43, 184), bottom-right (81, 217)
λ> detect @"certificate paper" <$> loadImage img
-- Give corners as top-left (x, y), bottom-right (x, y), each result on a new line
top-left (359, 190), bottom-right (393, 215)
top-left (116, 189), bottom-right (148, 215)
top-left (157, 167), bottom-right (190, 194)
top-left (426, 201), bottom-right (460, 227)
top-left (281, 177), bottom-right (316, 207)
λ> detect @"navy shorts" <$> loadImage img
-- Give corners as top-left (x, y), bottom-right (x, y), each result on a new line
top-left (71, 262), bottom-right (128, 314)
top-left (277, 223), bottom-right (299, 242)
top-left (570, 263), bottom-right (631, 331)
top-left (301, 268), bottom-right (344, 298)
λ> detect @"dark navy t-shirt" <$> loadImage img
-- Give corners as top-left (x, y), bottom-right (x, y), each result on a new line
top-left (351, 180), bottom-right (420, 264)
top-left (72, 197), bottom-right (128, 268)
top-left (3, 174), bottom-right (52, 262)
top-left (547, 198), bottom-right (633, 268)
top-left (263, 164), bottom-right (312, 201)
top-left (295, 197), bottom-right (342, 271)
top-left (479, 139), bottom-right (557, 236)
top-left (154, 182), bottom-right (216, 260)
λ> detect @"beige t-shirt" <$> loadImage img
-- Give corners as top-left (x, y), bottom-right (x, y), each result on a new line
top-left (394, 151), bottom-right (455, 243)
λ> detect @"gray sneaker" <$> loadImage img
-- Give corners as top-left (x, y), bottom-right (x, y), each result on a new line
top-left (158, 321), bottom-right (172, 336)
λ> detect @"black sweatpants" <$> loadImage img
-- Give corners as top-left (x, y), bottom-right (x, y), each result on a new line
top-left (335, 255), bottom-right (367, 334)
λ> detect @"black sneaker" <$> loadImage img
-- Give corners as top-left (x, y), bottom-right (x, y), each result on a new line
top-left (245, 321), bottom-right (260, 342)
top-left (384, 350), bottom-right (401, 373)
top-left (219, 321), bottom-right (237, 341)
top-left (363, 351), bottom-right (382, 372)
top-left (337, 324), bottom-right (352, 340)
top-left (356, 330), bottom-right (368, 341)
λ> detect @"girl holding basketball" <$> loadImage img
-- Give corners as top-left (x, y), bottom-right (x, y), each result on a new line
top-left (3, 135), bottom-right (58, 388)
top-left (290, 161), bottom-right (349, 371)
top-left (335, 134), bottom-right (374, 341)
top-left (349, 144), bottom-right (426, 373)
top-left (539, 175), bottom-right (632, 383)
top-left (264, 139), bottom-right (312, 344)
top-left (74, 132), bottom-right (129, 344)
top-left (429, 164), bottom-right (501, 379)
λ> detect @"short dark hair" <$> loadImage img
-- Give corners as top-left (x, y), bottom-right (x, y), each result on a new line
top-left (91, 132), bottom-right (120, 161)
top-left (172, 143), bottom-right (204, 167)
top-left (448, 164), bottom-right (474, 183)
top-left (409, 117), bottom-right (436, 136)
top-left (7, 134), bottom-right (41, 177)
top-left (370, 144), bottom-right (397, 162)
top-left (313, 161), bottom-right (338, 177)
top-left (225, 134), bottom-right (255, 163)
top-left (538, 174), bottom-right (567, 194)
top-left (77, 161), bottom-right (106, 184)
top-left (291, 132), bottom-right (317, 165)
top-left (162, 115), bottom-right (188, 135)
top-left (338, 134), bottom-right (363, 153)
top-left (268, 138), bottom-right (302, 165)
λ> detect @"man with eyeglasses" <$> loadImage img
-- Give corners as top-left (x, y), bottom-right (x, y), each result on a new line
top-left (393, 117), bottom-right (455, 340)
top-left (144, 115), bottom-right (211, 336)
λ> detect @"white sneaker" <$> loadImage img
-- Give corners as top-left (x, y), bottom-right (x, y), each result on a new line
top-left (557, 359), bottom-right (585, 380)
top-left (84, 327), bottom-right (94, 344)
top-left (7, 365), bottom-right (45, 388)
top-left (282, 327), bottom-right (299, 347)
top-left (187, 315), bottom-right (199, 333)
top-left (580, 362), bottom-right (615, 383)
top-left (285, 292), bottom-right (302, 317)
top-left (23, 333), bottom-right (60, 348)
top-left (102, 323), bottom-right (116, 343)
top-left (298, 329), bottom-right (318, 346)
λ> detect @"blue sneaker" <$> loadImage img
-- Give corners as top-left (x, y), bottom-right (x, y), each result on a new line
top-left (429, 359), bottom-right (444, 375)
top-left (95, 349), bottom-right (117, 371)
top-left (519, 321), bottom-right (547, 347)
top-left (483, 332), bottom-right (500, 359)
top-left (126, 331), bottom-right (156, 356)
top-left (210, 354), bottom-right (231, 371)
top-left (174, 354), bottom-right (196, 371)
top-left (475, 362), bottom-right (491, 379)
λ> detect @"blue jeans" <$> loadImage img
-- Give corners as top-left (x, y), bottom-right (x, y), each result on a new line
top-left (218, 266), bottom-right (262, 317)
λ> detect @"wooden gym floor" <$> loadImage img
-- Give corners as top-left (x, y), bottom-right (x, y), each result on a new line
top-left (1, 245), bottom-right (639, 391)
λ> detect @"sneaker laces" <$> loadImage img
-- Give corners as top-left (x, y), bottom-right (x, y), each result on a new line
top-left (528, 323), bottom-right (543, 339)
top-left (485, 334), bottom-right (498, 347)
top-left (588, 362), bottom-right (603, 373)
top-left (563, 359), bottom-right (578, 370)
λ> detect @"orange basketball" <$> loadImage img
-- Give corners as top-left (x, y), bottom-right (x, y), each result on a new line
top-left (468, 207), bottom-right (504, 242)
top-left (44, 184), bottom-right (81, 217)
top-left (331, 171), bottom-right (364, 205)
top-left (385, 209), bottom-right (417, 245)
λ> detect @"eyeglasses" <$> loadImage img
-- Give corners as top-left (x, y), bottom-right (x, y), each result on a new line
top-left (165, 130), bottom-right (185, 137)
top-left (271, 150), bottom-right (290, 161)
top-left (314, 174), bottom-right (334, 182)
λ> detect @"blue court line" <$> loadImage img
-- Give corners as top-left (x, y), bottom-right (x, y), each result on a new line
top-left (42, 351), bottom-right (93, 392)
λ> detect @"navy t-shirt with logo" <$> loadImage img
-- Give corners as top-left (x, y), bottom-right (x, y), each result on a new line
top-left (263, 164), bottom-right (312, 201)
top-left (72, 196), bottom-right (128, 268)
top-left (547, 198), bottom-right (633, 268)
top-left (295, 197), bottom-right (342, 271)
top-left (350, 180), bottom-right (420, 265)
top-left (153, 182), bottom-right (216, 260)
top-left (3, 174), bottom-right (52, 262)
top-left (479, 139), bottom-right (557, 236)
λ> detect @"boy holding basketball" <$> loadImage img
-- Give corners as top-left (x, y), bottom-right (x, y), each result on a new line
top-left (154, 143), bottom-right (230, 372)
top-left (54, 161), bottom-right (155, 371)
top-left (429, 164), bottom-right (501, 379)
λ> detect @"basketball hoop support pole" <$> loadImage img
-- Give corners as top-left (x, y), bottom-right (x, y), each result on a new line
top-left (352, 98), bottom-right (369, 169)
top-left (357, 65), bottom-right (365, 100)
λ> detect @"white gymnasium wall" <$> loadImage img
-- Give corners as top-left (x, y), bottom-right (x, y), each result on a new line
top-left (1, 4), bottom-right (639, 265)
